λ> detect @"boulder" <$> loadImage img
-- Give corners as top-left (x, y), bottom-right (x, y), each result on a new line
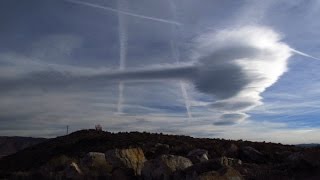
top-left (187, 149), bottom-right (209, 163)
top-left (105, 147), bottom-right (146, 176)
top-left (183, 159), bottom-right (224, 176)
top-left (142, 155), bottom-right (193, 180)
top-left (179, 156), bottom-right (242, 179)
top-left (65, 162), bottom-right (83, 179)
top-left (80, 152), bottom-right (112, 175)
top-left (195, 167), bottom-right (243, 180)
top-left (239, 146), bottom-right (265, 163)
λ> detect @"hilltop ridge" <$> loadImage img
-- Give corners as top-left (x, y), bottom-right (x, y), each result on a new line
top-left (0, 130), bottom-right (319, 179)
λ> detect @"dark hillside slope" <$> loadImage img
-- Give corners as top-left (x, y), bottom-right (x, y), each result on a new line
top-left (0, 136), bottom-right (46, 159)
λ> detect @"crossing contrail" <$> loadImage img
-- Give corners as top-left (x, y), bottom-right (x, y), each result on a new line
top-left (65, 0), bottom-right (182, 26)
top-left (290, 48), bottom-right (320, 61)
top-left (116, 0), bottom-right (128, 114)
top-left (169, 0), bottom-right (192, 118)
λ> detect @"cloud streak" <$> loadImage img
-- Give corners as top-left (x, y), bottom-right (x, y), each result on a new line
top-left (116, 0), bottom-right (128, 114)
top-left (168, 0), bottom-right (192, 119)
top-left (64, 0), bottom-right (182, 26)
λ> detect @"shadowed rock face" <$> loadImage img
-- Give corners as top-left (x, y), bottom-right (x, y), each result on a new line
top-left (239, 146), bottom-right (265, 163)
top-left (105, 147), bottom-right (146, 176)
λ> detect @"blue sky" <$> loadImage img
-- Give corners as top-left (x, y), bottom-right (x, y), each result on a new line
top-left (0, 0), bottom-right (320, 144)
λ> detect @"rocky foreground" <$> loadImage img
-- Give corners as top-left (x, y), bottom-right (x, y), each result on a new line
top-left (0, 130), bottom-right (320, 179)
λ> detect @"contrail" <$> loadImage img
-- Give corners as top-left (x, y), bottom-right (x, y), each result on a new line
top-left (117, 82), bottom-right (125, 113)
top-left (117, 0), bottom-right (128, 114)
top-left (169, 0), bottom-right (192, 118)
top-left (291, 48), bottom-right (320, 61)
top-left (180, 81), bottom-right (192, 118)
top-left (65, 0), bottom-right (182, 26)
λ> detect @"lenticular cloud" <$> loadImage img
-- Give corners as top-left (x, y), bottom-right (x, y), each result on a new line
top-left (192, 26), bottom-right (292, 123)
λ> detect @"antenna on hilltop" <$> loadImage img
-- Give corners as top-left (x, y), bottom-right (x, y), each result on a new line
top-left (66, 125), bottom-right (69, 135)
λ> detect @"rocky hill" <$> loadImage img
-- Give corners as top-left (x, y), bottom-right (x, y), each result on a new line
top-left (0, 130), bottom-right (319, 179)
top-left (0, 136), bottom-right (46, 159)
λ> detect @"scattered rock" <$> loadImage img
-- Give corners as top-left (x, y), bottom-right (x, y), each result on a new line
top-left (240, 146), bottom-right (265, 163)
top-left (220, 156), bottom-right (242, 167)
top-left (105, 147), bottom-right (146, 175)
top-left (142, 155), bottom-right (193, 180)
top-left (180, 156), bottom-right (242, 179)
top-left (187, 149), bottom-right (209, 164)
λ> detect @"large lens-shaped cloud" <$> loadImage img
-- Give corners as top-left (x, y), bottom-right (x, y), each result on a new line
top-left (191, 26), bottom-right (292, 123)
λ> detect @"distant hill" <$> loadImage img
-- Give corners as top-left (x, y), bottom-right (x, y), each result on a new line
top-left (0, 136), bottom-right (46, 159)
top-left (296, 143), bottom-right (320, 148)
top-left (0, 130), bottom-right (319, 179)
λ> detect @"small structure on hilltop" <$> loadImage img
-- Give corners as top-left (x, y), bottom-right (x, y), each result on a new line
top-left (95, 124), bottom-right (102, 131)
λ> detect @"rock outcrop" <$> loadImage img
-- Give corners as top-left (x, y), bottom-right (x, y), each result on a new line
top-left (105, 147), bottom-right (146, 176)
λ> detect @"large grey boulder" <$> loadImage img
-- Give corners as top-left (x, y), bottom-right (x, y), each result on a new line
top-left (187, 149), bottom-right (209, 164)
top-left (142, 155), bottom-right (193, 180)
top-left (105, 147), bottom-right (146, 176)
